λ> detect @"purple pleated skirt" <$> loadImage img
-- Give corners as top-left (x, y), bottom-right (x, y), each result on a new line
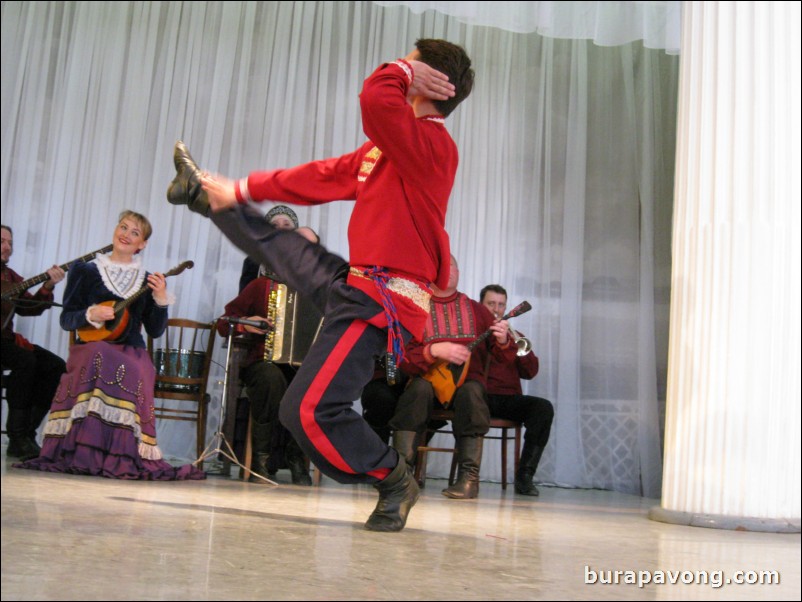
top-left (16, 341), bottom-right (205, 481)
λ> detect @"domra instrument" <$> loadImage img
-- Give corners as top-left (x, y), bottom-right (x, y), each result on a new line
top-left (76, 260), bottom-right (194, 343)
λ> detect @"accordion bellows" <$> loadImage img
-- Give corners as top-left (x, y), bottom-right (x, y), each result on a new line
top-left (266, 284), bottom-right (323, 366)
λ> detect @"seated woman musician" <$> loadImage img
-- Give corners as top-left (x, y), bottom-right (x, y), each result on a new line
top-left (17, 210), bottom-right (205, 480)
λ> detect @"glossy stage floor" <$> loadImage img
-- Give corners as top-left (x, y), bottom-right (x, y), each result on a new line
top-left (1, 449), bottom-right (800, 601)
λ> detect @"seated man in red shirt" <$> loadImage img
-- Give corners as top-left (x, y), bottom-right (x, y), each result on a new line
top-left (1, 225), bottom-right (66, 460)
top-left (481, 284), bottom-right (554, 496)
top-left (389, 256), bottom-right (516, 500)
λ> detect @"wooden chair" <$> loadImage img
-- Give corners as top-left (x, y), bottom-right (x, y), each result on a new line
top-left (147, 318), bottom-right (216, 458)
top-left (414, 408), bottom-right (522, 490)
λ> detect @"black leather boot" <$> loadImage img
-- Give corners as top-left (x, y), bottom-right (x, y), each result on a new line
top-left (25, 437), bottom-right (41, 457)
top-left (6, 437), bottom-right (40, 461)
top-left (286, 440), bottom-right (312, 486)
top-left (442, 436), bottom-right (483, 499)
top-left (249, 421), bottom-right (274, 483)
top-left (6, 409), bottom-right (39, 460)
top-left (515, 442), bottom-right (545, 496)
top-left (249, 452), bottom-right (272, 483)
top-left (166, 141), bottom-right (210, 216)
top-left (287, 457), bottom-right (312, 486)
top-left (391, 430), bottom-right (418, 467)
top-left (364, 456), bottom-right (420, 532)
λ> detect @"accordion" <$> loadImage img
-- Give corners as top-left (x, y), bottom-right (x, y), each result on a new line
top-left (265, 283), bottom-right (323, 366)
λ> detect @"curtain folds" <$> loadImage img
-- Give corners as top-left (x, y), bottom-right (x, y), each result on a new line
top-left (373, 1), bottom-right (682, 53)
top-left (1, 1), bottom-right (678, 497)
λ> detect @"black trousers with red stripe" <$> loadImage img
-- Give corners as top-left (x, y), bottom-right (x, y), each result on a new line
top-left (211, 206), bottom-right (405, 484)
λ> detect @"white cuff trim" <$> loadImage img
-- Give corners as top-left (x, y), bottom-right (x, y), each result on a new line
top-left (85, 305), bottom-right (104, 329)
top-left (392, 60), bottom-right (414, 85)
top-left (154, 291), bottom-right (176, 307)
top-left (239, 177), bottom-right (252, 202)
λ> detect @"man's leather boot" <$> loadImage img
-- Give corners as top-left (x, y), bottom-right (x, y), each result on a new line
top-left (250, 452), bottom-right (272, 483)
top-left (7, 437), bottom-right (40, 461)
top-left (166, 141), bottom-right (210, 216)
top-left (249, 421), bottom-right (273, 483)
top-left (515, 441), bottom-right (545, 496)
top-left (286, 440), bottom-right (312, 486)
top-left (6, 409), bottom-right (39, 460)
top-left (364, 456), bottom-right (420, 532)
top-left (442, 436), bottom-right (483, 499)
top-left (391, 430), bottom-right (418, 467)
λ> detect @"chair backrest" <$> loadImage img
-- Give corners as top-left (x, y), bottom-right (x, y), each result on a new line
top-left (147, 318), bottom-right (217, 458)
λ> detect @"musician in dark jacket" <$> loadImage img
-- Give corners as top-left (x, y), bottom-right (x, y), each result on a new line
top-left (1, 225), bottom-right (66, 460)
top-left (389, 255), bottom-right (516, 499)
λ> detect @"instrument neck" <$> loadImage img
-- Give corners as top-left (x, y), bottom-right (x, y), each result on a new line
top-left (463, 301), bottom-right (533, 354)
top-left (1, 244), bottom-right (113, 299)
top-left (112, 280), bottom-right (151, 314)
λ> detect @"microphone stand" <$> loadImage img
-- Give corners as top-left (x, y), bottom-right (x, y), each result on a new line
top-left (192, 318), bottom-right (277, 485)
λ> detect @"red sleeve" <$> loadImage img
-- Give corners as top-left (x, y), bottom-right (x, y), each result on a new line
top-left (6, 269), bottom-right (54, 317)
top-left (359, 62), bottom-right (455, 190)
top-left (399, 340), bottom-right (434, 376)
top-left (216, 279), bottom-right (266, 338)
top-left (244, 147), bottom-right (365, 205)
top-left (515, 349), bottom-right (540, 380)
top-left (473, 301), bottom-right (517, 363)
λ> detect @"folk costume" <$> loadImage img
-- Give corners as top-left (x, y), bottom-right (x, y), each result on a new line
top-left (209, 60), bottom-right (456, 485)
top-left (18, 255), bottom-right (205, 480)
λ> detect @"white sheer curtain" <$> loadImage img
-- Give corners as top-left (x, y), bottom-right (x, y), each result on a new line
top-left (1, 1), bottom-right (677, 497)
top-left (375, 0), bottom-right (682, 53)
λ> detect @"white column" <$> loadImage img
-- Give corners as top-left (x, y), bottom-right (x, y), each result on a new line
top-left (650, 1), bottom-right (801, 532)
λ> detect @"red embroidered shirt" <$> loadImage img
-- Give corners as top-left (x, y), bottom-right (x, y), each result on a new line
top-left (401, 291), bottom-right (516, 387)
top-left (237, 62), bottom-right (458, 340)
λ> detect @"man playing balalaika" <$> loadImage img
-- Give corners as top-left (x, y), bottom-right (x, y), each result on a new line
top-left (388, 255), bottom-right (515, 500)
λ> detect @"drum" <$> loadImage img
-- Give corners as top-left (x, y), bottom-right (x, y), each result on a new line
top-left (153, 348), bottom-right (205, 392)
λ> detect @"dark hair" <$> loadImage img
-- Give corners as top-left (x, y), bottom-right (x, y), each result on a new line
top-left (0, 225), bottom-right (11, 236)
top-left (415, 39), bottom-right (474, 117)
top-left (480, 284), bottom-right (507, 303)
